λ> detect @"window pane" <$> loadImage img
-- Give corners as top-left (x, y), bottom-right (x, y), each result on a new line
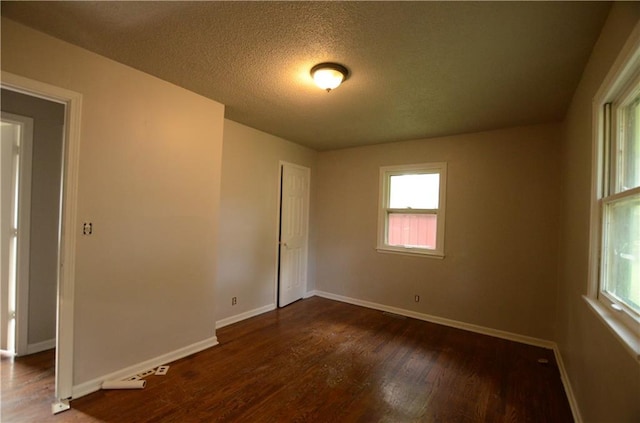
top-left (603, 194), bottom-right (640, 314)
top-left (619, 95), bottom-right (640, 192)
top-left (389, 173), bottom-right (439, 209)
top-left (388, 213), bottom-right (437, 249)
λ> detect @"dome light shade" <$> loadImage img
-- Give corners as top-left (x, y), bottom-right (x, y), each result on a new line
top-left (311, 63), bottom-right (349, 92)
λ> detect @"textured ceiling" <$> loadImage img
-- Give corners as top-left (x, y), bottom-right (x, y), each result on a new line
top-left (2, 1), bottom-right (610, 151)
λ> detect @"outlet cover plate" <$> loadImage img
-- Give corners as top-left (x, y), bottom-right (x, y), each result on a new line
top-left (155, 365), bottom-right (170, 375)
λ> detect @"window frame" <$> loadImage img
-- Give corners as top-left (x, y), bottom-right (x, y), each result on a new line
top-left (587, 23), bottom-right (640, 360)
top-left (377, 162), bottom-right (447, 258)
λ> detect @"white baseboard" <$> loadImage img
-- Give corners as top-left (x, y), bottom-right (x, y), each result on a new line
top-left (553, 345), bottom-right (582, 423)
top-left (26, 338), bottom-right (55, 355)
top-left (216, 304), bottom-right (276, 329)
top-left (310, 290), bottom-right (555, 349)
top-left (71, 336), bottom-right (219, 400)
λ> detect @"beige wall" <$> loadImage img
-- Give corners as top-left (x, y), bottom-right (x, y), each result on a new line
top-left (1, 89), bottom-right (65, 347)
top-left (1, 18), bottom-right (225, 385)
top-left (315, 123), bottom-right (561, 340)
top-left (558, 3), bottom-right (640, 422)
top-left (217, 120), bottom-right (316, 322)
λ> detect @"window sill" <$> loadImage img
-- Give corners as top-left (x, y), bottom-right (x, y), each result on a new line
top-left (583, 296), bottom-right (640, 362)
top-left (376, 246), bottom-right (444, 259)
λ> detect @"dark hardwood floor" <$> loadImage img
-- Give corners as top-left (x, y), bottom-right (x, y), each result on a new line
top-left (1, 297), bottom-right (573, 422)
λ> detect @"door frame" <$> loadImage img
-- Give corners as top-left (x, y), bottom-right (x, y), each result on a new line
top-left (1, 112), bottom-right (34, 356)
top-left (275, 161), bottom-right (310, 307)
top-left (1, 71), bottom-right (82, 412)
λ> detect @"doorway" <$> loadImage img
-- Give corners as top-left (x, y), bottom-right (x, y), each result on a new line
top-left (1, 71), bottom-right (82, 412)
top-left (1, 90), bottom-right (65, 359)
top-left (277, 162), bottom-right (310, 307)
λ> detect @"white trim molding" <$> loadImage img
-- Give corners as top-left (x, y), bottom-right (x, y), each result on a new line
top-left (216, 304), bottom-right (276, 329)
top-left (71, 336), bottom-right (219, 400)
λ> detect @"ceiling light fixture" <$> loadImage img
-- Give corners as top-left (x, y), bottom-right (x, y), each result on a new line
top-left (311, 63), bottom-right (349, 92)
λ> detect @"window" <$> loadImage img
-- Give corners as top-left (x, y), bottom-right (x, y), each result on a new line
top-left (377, 163), bottom-right (446, 257)
top-left (588, 29), bottom-right (640, 359)
top-left (601, 95), bottom-right (640, 319)
top-left (597, 84), bottom-right (640, 333)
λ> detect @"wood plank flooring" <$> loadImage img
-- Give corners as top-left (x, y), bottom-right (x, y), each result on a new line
top-left (1, 297), bottom-right (573, 422)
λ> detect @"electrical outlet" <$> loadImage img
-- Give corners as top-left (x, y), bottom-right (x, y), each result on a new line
top-left (414, 295), bottom-right (420, 302)
top-left (82, 222), bottom-right (93, 235)
top-left (232, 297), bottom-right (237, 306)
top-left (155, 365), bottom-right (170, 375)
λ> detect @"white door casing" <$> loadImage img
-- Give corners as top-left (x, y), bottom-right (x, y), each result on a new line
top-left (1, 71), bottom-right (82, 412)
top-left (278, 163), bottom-right (310, 307)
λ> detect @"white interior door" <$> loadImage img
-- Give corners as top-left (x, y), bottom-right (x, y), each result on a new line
top-left (0, 113), bottom-right (33, 355)
top-left (278, 163), bottom-right (310, 307)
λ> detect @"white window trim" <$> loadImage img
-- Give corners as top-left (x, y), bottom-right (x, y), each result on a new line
top-left (587, 21), bottom-right (640, 361)
top-left (377, 162), bottom-right (447, 258)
